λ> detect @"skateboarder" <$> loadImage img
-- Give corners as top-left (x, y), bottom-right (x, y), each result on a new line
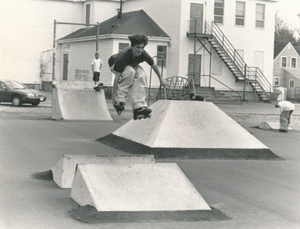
top-left (108, 34), bottom-right (169, 119)
top-left (275, 100), bottom-right (295, 132)
top-left (91, 52), bottom-right (103, 87)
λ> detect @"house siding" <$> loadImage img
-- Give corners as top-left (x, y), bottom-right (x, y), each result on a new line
top-left (284, 72), bottom-right (300, 99)
top-left (1, 0), bottom-right (84, 86)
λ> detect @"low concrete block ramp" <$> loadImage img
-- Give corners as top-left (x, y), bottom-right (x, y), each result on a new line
top-left (99, 100), bottom-right (280, 159)
top-left (51, 154), bottom-right (154, 188)
top-left (71, 164), bottom-right (211, 211)
top-left (258, 122), bottom-right (292, 130)
top-left (52, 88), bottom-right (112, 120)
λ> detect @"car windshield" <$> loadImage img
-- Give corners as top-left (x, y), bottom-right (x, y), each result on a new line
top-left (6, 81), bottom-right (27, 89)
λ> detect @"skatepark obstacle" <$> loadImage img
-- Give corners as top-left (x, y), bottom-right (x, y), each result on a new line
top-left (71, 163), bottom-right (211, 211)
top-left (51, 81), bottom-right (112, 120)
top-left (99, 100), bottom-right (281, 160)
top-left (51, 154), bottom-right (155, 188)
top-left (258, 122), bottom-right (292, 130)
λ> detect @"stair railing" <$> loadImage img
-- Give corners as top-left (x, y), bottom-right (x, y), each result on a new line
top-left (205, 21), bottom-right (272, 98)
top-left (205, 22), bottom-right (245, 76)
top-left (202, 75), bottom-right (242, 104)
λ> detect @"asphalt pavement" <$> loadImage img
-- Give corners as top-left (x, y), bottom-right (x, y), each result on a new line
top-left (0, 91), bottom-right (300, 229)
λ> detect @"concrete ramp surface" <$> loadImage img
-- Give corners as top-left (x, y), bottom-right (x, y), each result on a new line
top-left (52, 88), bottom-right (112, 120)
top-left (99, 100), bottom-right (280, 159)
top-left (71, 164), bottom-right (211, 211)
top-left (51, 154), bottom-right (155, 188)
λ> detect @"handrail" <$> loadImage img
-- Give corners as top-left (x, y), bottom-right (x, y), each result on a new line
top-left (202, 75), bottom-right (243, 105)
top-left (205, 21), bottom-right (271, 100)
top-left (206, 22), bottom-right (245, 77)
top-left (148, 56), bottom-right (166, 105)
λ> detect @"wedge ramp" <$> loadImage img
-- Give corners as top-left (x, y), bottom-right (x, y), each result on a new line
top-left (71, 164), bottom-right (211, 211)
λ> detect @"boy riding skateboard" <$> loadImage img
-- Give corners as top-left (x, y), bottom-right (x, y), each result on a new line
top-left (108, 34), bottom-right (169, 120)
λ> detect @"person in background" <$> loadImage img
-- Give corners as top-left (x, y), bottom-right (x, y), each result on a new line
top-left (91, 52), bottom-right (103, 86)
top-left (189, 92), bottom-right (205, 101)
top-left (275, 100), bottom-right (295, 133)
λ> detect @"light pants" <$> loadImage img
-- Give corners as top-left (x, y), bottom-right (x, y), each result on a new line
top-left (280, 110), bottom-right (293, 131)
top-left (116, 65), bottom-right (148, 110)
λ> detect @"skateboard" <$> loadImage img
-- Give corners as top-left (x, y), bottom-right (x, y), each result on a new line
top-left (114, 102), bottom-right (125, 115)
top-left (94, 83), bottom-right (104, 92)
top-left (133, 107), bottom-right (152, 120)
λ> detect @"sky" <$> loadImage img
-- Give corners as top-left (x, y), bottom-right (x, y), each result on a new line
top-left (275, 0), bottom-right (300, 31)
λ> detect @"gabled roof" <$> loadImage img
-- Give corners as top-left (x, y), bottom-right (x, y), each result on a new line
top-left (274, 41), bottom-right (300, 61)
top-left (274, 41), bottom-right (289, 59)
top-left (60, 10), bottom-right (170, 41)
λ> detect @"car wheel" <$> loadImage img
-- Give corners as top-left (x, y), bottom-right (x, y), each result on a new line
top-left (31, 102), bottom-right (40, 106)
top-left (12, 96), bottom-right (22, 107)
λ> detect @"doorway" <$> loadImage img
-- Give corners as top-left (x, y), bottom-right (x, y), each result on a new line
top-left (188, 54), bottom-right (202, 86)
top-left (190, 3), bottom-right (203, 34)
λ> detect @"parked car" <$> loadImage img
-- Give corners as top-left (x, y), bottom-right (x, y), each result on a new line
top-left (0, 80), bottom-right (47, 106)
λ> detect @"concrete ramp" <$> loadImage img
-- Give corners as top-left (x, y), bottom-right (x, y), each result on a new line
top-left (52, 88), bottom-right (112, 120)
top-left (99, 100), bottom-right (280, 159)
top-left (258, 122), bottom-right (292, 130)
top-left (51, 154), bottom-right (154, 188)
top-left (71, 164), bottom-right (211, 211)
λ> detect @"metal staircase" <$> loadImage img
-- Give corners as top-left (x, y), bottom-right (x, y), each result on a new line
top-left (203, 22), bottom-right (272, 101)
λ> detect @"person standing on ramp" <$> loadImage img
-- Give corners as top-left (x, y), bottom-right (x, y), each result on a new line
top-left (91, 52), bottom-right (103, 87)
top-left (108, 34), bottom-right (169, 120)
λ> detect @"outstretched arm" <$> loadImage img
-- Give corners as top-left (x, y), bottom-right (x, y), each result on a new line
top-left (151, 64), bottom-right (169, 88)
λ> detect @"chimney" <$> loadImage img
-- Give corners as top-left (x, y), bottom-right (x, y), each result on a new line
top-left (117, 0), bottom-right (123, 19)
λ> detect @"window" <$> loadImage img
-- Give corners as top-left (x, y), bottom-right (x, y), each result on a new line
top-left (214, 0), bottom-right (224, 24)
top-left (281, 57), bottom-right (287, 68)
top-left (289, 79), bottom-right (295, 89)
top-left (256, 4), bottom-right (265, 28)
top-left (119, 43), bottom-right (129, 52)
top-left (236, 1), bottom-right (245, 26)
top-left (157, 46), bottom-right (167, 67)
top-left (274, 77), bottom-right (280, 86)
top-left (291, 57), bottom-right (297, 68)
top-left (86, 4), bottom-right (90, 25)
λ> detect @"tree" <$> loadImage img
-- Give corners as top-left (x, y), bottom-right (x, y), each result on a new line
top-left (275, 12), bottom-right (298, 45)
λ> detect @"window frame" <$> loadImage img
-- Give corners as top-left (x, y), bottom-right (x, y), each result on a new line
top-left (86, 4), bottom-right (91, 25)
top-left (289, 79), bottom-right (295, 89)
top-left (214, 0), bottom-right (225, 25)
top-left (281, 56), bottom-right (287, 68)
top-left (255, 3), bottom-right (265, 29)
top-left (274, 77), bottom-right (280, 86)
top-left (235, 1), bottom-right (245, 26)
top-left (118, 43), bottom-right (130, 52)
top-left (157, 45), bottom-right (167, 67)
top-left (291, 57), bottom-right (297, 68)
